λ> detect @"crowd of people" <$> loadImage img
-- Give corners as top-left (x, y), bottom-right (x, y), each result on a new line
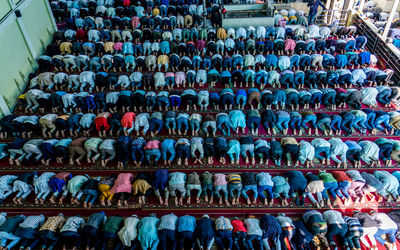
top-left (17, 85), bottom-right (399, 114)
top-left (2, 0), bottom-right (400, 249)
top-left (2, 108), bottom-right (400, 141)
top-left (2, 136), bottom-right (400, 168)
top-left (0, 170), bottom-right (400, 208)
top-left (0, 210), bottom-right (400, 250)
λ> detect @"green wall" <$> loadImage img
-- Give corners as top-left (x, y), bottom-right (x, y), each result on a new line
top-left (20, 0), bottom-right (54, 54)
top-left (0, 0), bottom-right (12, 20)
top-left (0, 0), bottom-right (56, 114)
top-left (0, 21), bottom-right (34, 111)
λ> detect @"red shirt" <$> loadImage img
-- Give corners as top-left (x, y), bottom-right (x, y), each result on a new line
top-left (121, 112), bottom-right (136, 128)
top-left (76, 29), bottom-right (87, 41)
top-left (232, 219), bottom-right (246, 233)
top-left (335, 88), bottom-right (347, 94)
top-left (332, 171), bottom-right (352, 182)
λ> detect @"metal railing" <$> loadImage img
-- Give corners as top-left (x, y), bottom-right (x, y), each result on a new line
top-left (353, 15), bottom-right (400, 84)
top-left (315, 9), bottom-right (351, 26)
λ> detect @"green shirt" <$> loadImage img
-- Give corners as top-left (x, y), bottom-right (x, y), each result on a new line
top-left (102, 216), bottom-right (124, 233)
top-left (318, 172), bottom-right (337, 183)
top-left (247, 109), bottom-right (261, 118)
top-left (391, 139), bottom-right (400, 150)
top-left (84, 138), bottom-right (103, 148)
top-left (375, 138), bottom-right (393, 145)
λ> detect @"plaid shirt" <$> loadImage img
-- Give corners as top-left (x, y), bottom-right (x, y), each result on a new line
top-left (215, 216), bottom-right (233, 231)
top-left (131, 138), bottom-right (146, 147)
top-left (19, 215), bottom-right (45, 229)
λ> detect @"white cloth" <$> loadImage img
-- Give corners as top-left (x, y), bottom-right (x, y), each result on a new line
top-left (118, 216), bottom-right (140, 247)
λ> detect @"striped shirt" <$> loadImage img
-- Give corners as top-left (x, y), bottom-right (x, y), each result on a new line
top-left (343, 216), bottom-right (363, 236)
top-left (228, 174), bottom-right (242, 183)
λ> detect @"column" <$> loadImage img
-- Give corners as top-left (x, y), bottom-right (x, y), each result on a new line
top-left (358, 0), bottom-right (365, 14)
top-left (383, 0), bottom-right (399, 39)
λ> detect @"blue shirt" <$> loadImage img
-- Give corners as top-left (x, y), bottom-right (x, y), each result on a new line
top-left (177, 215), bottom-right (196, 232)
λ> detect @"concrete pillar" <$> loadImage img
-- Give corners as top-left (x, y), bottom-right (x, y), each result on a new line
top-left (358, 0), bottom-right (365, 13)
top-left (0, 96), bottom-right (11, 116)
top-left (43, 0), bottom-right (58, 31)
top-left (346, 0), bottom-right (355, 11)
top-left (383, 0), bottom-right (399, 39)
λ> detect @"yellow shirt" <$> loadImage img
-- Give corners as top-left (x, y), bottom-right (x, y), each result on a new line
top-left (104, 42), bottom-right (115, 53)
top-left (281, 137), bottom-right (298, 146)
top-left (132, 179), bottom-right (151, 195)
top-left (217, 28), bottom-right (227, 40)
top-left (157, 55), bottom-right (169, 64)
top-left (152, 8), bottom-right (160, 16)
top-left (60, 42), bottom-right (72, 54)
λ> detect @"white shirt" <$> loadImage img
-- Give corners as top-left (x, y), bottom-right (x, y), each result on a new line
top-left (371, 213), bottom-right (398, 230)
top-left (118, 216), bottom-right (140, 247)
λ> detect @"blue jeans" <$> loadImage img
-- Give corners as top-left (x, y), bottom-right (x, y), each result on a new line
top-left (236, 94), bottom-right (247, 106)
top-left (149, 118), bottom-right (163, 133)
top-left (158, 229), bottom-right (176, 250)
top-left (217, 115), bottom-right (230, 136)
top-left (290, 116), bottom-right (302, 130)
top-left (145, 149), bottom-right (161, 163)
top-left (365, 112), bottom-right (376, 131)
top-left (162, 144), bottom-right (176, 162)
top-left (310, 93), bottom-right (322, 105)
top-left (176, 144), bottom-right (190, 159)
top-left (40, 230), bottom-right (58, 250)
top-left (241, 185), bottom-right (258, 200)
top-left (233, 232), bottom-right (247, 250)
top-left (228, 183), bottom-right (242, 199)
top-left (202, 184), bottom-right (214, 199)
top-left (353, 116), bottom-right (367, 133)
top-left (0, 232), bottom-right (21, 249)
top-left (215, 230), bottom-right (233, 250)
top-left (341, 115), bottom-right (355, 135)
top-left (272, 91), bottom-right (286, 106)
top-left (324, 181), bottom-right (338, 199)
top-left (301, 115), bottom-right (317, 129)
top-left (374, 228), bottom-right (397, 245)
top-left (214, 185), bottom-right (228, 199)
top-left (247, 117), bottom-right (261, 130)
top-left (375, 115), bottom-right (392, 132)
top-left (330, 115), bottom-right (342, 132)
top-left (246, 234), bottom-right (262, 250)
top-left (131, 145), bottom-right (145, 163)
top-left (189, 119), bottom-right (200, 133)
top-left (335, 181), bottom-right (350, 199)
top-left (378, 143), bottom-right (393, 161)
top-left (100, 231), bottom-right (117, 250)
top-left (83, 189), bottom-right (98, 204)
top-left (165, 117), bottom-right (176, 131)
top-left (314, 146), bottom-right (331, 161)
top-left (276, 116), bottom-right (290, 132)
top-left (378, 89), bottom-right (391, 105)
top-left (176, 118), bottom-right (189, 132)
top-left (177, 231), bottom-right (195, 250)
top-left (258, 185), bottom-right (273, 200)
top-left (241, 144), bottom-right (255, 158)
